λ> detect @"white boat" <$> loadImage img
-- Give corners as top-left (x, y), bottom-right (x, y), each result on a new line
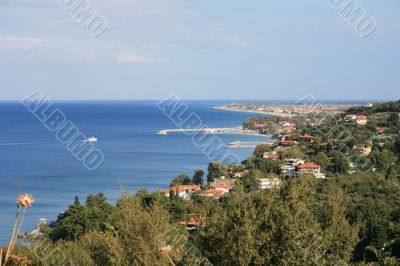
top-left (84, 136), bottom-right (98, 142)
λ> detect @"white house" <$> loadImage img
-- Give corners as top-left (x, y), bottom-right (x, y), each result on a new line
top-left (258, 177), bottom-right (282, 189)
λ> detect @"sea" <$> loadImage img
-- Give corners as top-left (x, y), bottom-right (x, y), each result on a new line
top-left (0, 100), bottom-right (267, 243)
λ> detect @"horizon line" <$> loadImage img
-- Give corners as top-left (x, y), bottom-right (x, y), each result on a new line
top-left (0, 98), bottom-right (396, 103)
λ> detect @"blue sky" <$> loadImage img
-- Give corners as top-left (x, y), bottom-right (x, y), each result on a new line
top-left (0, 0), bottom-right (399, 100)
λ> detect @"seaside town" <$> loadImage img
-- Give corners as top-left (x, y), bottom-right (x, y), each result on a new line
top-left (10, 100), bottom-right (400, 266)
top-left (215, 102), bottom-right (367, 116)
top-left (151, 101), bottom-right (400, 235)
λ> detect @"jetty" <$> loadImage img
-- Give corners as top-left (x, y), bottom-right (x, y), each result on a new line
top-left (156, 127), bottom-right (268, 137)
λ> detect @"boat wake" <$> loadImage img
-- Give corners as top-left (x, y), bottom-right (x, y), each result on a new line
top-left (0, 141), bottom-right (57, 146)
top-left (0, 137), bottom-right (98, 146)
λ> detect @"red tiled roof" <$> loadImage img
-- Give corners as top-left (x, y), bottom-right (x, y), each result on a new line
top-left (300, 134), bottom-right (314, 139)
top-left (284, 124), bottom-right (295, 129)
top-left (213, 183), bottom-right (231, 189)
top-left (356, 115), bottom-right (367, 120)
top-left (160, 185), bottom-right (200, 194)
top-left (266, 154), bottom-right (279, 160)
top-left (202, 189), bottom-right (224, 195)
top-left (281, 140), bottom-right (296, 145)
top-left (345, 114), bottom-right (356, 119)
top-left (297, 163), bottom-right (321, 169)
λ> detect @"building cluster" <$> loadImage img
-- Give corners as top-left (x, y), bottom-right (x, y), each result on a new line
top-left (344, 114), bottom-right (368, 125)
top-left (352, 145), bottom-right (372, 156)
top-left (160, 176), bottom-right (237, 200)
top-left (160, 113), bottom-right (378, 201)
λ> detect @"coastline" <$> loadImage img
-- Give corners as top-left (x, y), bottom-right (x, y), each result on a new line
top-left (213, 106), bottom-right (296, 118)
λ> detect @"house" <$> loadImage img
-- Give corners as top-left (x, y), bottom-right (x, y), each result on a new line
top-left (178, 214), bottom-right (206, 230)
top-left (352, 145), bottom-right (372, 156)
top-left (299, 134), bottom-right (314, 143)
top-left (279, 121), bottom-right (296, 132)
top-left (161, 185), bottom-right (200, 199)
top-left (211, 183), bottom-right (232, 193)
top-left (376, 127), bottom-right (386, 134)
top-left (283, 124), bottom-right (296, 132)
top-left (281, 158), bottom-right (304, 177)
top-left (258, 177), bottom-right (282, 189)
top-left (356, 115), bottom-right (367, 125)
top-left (263, 151), bottom-right (276, 159)
top-left (265, 154), bottom-right (279, 160)
top-left (231, 170), bottom-right (248, 178)
top-left (345, 114), bottom-right (367, 125)
top-left (199, 189), bottom-right (225, 199)
top-left (214, 176), bottom-right (236, 186)
top-left (284, 158), bottom-right (305, 166)
top-left (344, 114), bottom-right (357, 121)
top-left (297, 163), bottom-right (326, 179)
top-left (320, 143), bottom-right (328, 149)
top-left (281, 165), bottom-right (296, 176)
top-left (280, 140), bottom-right (297, 146)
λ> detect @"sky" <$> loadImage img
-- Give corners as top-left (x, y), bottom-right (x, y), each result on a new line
top-left (0, 0), bottom-right (399, 101)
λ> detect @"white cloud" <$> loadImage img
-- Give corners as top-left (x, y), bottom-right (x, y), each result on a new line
top-left (0, 36), bottom-right (52, 50)
top-left (115, 53), bottom-right (165, 63)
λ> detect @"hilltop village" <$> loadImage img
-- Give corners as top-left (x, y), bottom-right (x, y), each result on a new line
top-left (160, 102), bottom-right (399, 202)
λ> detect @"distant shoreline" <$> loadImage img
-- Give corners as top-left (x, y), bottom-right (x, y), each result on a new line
top-left (213, 106), bottom-right (296, 118)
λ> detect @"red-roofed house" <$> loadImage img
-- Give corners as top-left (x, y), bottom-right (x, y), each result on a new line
top-left (177, 214), bottom-right (206, 230)
top-left (212, 183), bottom-right (232, 193)
top-left (356, 115), bottom-right (367, 125)
top-left (345, 114), bottom-right (357, 120)
top-left (299, 134), bottom-right (314, 143)
top-left (352, 145), bottom-right (372, 156)
top-left (280, 140), bottom-right (297, 146)
top-left (297, 163), bottom-right (326, 178)
top-left (199, 189), bottom-right (225, 199)
top-left (160, 185), bottom-right (200, 199)
top-left (265, 154), bottom-right (279, 160)
top-left (345, 114), bottom-right (367, 125)
top-left (376, 127), bottom-right (386, 134)
top-left (231, 170), bottom-right (249, 178)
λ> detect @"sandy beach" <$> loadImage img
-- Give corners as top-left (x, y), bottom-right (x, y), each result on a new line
top-left (213, 106), bottom-right (296, 118)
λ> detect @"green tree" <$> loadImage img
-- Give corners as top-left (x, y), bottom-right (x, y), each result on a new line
top-left (253, 144), bottom-right (271, 158)
top-left (331, 151), bottom-right (350, 174)
top-left (170, 173), bottom-right (192, 186)
top-left (240, 169), bottom-right (263, 192)
top-left (50, 193), bottom-right (114, 241)
top-left (207, 161), bottom-right (228, 182)
top-left (192, 169), bottom-right (204, 185)
top-left (373, 150), bottom-right (395, 171)
top-left (314, 152), bottom-right (331, 169)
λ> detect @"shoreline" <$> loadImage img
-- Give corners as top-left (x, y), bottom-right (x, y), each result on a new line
top-left (213, 106), bottom-right (296, 118)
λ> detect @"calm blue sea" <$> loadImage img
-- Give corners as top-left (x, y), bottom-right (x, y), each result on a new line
top-left (0, 100), bottom-right (267, 243)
